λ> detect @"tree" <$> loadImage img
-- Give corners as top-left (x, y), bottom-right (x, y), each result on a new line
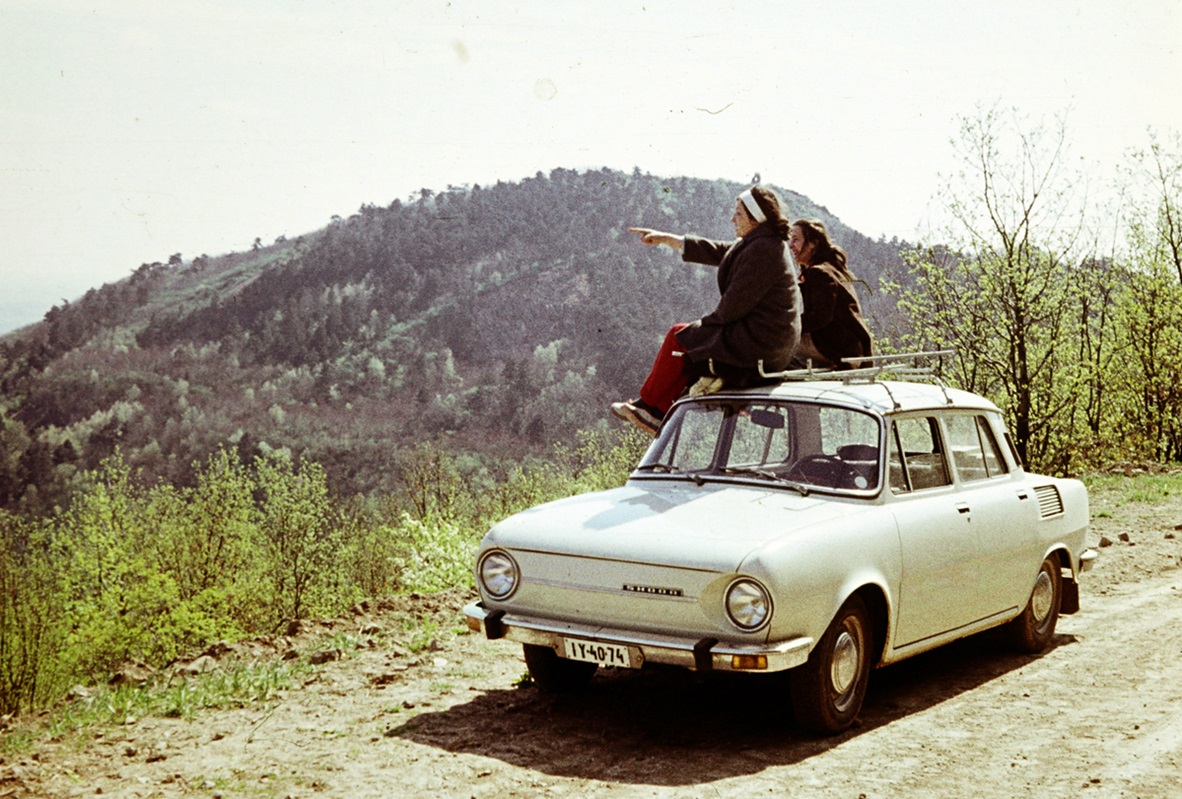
top-left (892, 107), bottom-right (1098, 471)
top-left (1109, 132), bottom-right (1182, 460)
top-left (0, 511), bottom-right (66, 714)
top-left (254, 454), bottom-right (343, 624)
top-left (1130, 133), bottom-right (1182, 283)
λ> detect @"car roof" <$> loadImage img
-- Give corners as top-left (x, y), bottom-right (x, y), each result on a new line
top-left (689, 379), bottom-right (1001, 417)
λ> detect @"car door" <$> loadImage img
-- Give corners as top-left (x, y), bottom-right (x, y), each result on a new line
top-left (944, 412), bottom-right (1042, 614)
top-left (889, 414), bottom-right (986, 647)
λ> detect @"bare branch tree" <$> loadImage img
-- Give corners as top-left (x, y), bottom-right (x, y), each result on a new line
top-left (893, 106), bottom-right (1101, 471)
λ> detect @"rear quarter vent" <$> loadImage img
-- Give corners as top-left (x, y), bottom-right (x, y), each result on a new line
top-left (1033, 485), bottom-right (1064, 518)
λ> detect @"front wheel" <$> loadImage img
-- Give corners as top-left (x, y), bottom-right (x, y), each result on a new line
top-left (522, 644), bottom-right (597, 692)
top-left (1006, 555), bottom-right (1062, 653)
top-left (789, 595), bottom-right (872, 735)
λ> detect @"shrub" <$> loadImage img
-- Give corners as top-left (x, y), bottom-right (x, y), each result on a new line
top-left (254, 455), bottom-right (346, 626)
top-left (389, 513), bottom-right (477, 593)
top-left (0, 421), bottom-right (647, 717)
top-left (0, 512), bottom-right (66, 715)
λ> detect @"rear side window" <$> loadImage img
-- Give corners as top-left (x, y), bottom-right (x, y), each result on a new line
top-left (889, 416), bottom-right (951, 493)
top-left (1004, 431), bottom-right (1024, 470)
top-left (945, 414), bottom-right (1009, 482)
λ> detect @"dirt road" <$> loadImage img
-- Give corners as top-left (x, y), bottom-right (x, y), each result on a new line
top-left (4, 482), bottom-right (1181, 798)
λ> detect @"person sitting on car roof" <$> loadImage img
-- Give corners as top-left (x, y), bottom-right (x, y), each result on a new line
top-left (787, 218), bottom-right (872, 370)
top-left (614, 185), bottom-right (802, 436)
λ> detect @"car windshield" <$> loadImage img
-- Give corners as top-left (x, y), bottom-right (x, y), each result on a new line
top-left (635, 397), bottom-right (883, 494)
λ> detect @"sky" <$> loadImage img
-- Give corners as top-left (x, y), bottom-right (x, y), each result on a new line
top-left (2, 0), bottom-right (1180, 334)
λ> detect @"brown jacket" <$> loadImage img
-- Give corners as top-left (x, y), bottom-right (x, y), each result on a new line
top-left (677, 226), bottom-right (802, 373)
top-left (799, 262), bottom-right (872, 367)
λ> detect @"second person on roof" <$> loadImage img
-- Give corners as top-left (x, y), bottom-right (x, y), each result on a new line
top-left (787, 218), bottom-right (873, 370)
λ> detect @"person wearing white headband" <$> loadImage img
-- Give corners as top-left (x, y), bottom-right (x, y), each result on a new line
top-left (613, 185), bottom-right (802, 436)
top-left (738, 188), bottom-right (767, 223)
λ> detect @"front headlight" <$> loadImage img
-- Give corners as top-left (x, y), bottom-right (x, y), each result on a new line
top-left (725, 578), bottom-right (772, 631)
top-left (478, 549), bottom-right (519, 599)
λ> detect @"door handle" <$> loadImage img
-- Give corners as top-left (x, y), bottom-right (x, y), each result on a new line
top-left (956, 502), bottom-right (971, 515)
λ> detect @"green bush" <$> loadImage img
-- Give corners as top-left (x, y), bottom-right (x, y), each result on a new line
top-left (254, 455), bottom-right (347, 626)
top-left (151, 448), bottom-right (265, 633)
top-left (389, 514), bottom-right (477, 593)
top-left (0, 422), bottom-right (645, 718)
top-left (0, 512), bottom-right (67, 715)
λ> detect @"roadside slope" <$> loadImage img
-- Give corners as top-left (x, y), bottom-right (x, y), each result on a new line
top-left (3, 478), bottom-right (1180, 799)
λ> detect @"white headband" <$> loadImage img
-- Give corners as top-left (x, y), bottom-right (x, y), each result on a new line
top-left (738, 189), bottom-right (766, 223)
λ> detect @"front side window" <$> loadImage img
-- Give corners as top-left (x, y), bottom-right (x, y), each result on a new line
top-left (889, 416), bottom-right (951, 493)
top-left (636, 398), bottom-right (881, 494)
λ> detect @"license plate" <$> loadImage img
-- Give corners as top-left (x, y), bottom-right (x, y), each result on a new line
top-left (561, 638), bottom-right (636, 669)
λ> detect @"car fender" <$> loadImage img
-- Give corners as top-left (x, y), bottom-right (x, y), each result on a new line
top-left (1030, 477), bottom-right (1090, 583)
top-left (738, 507), bottom-right (902, 652)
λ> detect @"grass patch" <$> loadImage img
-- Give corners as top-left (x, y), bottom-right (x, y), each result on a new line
top-left (1083, 471), bottom-right (1182, 507)
top-left (398, 618), bottom-right (443, 653)
top-left (2, 658), bottom-right (312, 756)
top-left (321, 631), bottom-right (371, 653)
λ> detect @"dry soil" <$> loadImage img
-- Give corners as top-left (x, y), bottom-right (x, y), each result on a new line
top-left (3, 476), bottom-right (1181, 798)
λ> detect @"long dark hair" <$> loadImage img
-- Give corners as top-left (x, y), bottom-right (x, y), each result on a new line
top-left (793, 218), bottom-right (853, 280)
top-left (747, 186), bottom-right (792, 241)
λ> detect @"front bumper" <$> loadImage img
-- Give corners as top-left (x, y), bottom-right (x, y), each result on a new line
top-left (463, 601), bottom-right (813, 673)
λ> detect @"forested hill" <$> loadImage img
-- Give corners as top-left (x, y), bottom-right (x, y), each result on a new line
top-left (0, 168), bottom-right (906, 511)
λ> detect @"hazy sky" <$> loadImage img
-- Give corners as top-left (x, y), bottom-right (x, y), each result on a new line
top-left (2, 0), bottom-right (1180, 334)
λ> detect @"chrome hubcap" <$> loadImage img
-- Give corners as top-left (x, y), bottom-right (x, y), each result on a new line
top-left (1031, 570), bottom-right (1053, 624)
top-left (830, 629), bottom-right (860, 701)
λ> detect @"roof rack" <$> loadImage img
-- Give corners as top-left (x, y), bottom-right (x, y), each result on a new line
top-left (756, 350), bottom-right (957, 409)
top-left (758, 350), bottom-right (956, 384)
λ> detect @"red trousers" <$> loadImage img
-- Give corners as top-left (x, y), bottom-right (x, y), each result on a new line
top-left (639, 323), bottom-right (692, 415)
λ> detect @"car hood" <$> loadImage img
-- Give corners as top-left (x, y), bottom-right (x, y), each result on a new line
top-left (484, 479), bottom-right (874, 573)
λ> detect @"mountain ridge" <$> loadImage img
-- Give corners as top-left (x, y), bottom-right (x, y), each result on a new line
top-left (0, 168), bottom-right (906, 512)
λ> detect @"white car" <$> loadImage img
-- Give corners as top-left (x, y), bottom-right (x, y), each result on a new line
top-left (464, 357), bottom-right (1095, 734)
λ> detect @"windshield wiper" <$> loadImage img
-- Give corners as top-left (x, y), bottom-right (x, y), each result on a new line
top-left (635, 463), bottom-right (705, 486)
top-left (721, 467), bottom-right (811, 496)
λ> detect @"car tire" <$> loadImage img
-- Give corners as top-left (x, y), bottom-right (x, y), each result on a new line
top-left (789, 595), bottom-right (872, 735)
top-left (522, 644), bottom-right (597, 692)
top-left (1006, 555), bottom-right (1062, 653)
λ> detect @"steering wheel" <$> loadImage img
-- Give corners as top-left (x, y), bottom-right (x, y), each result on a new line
top-left (786, 454), bottom-right (868, 489)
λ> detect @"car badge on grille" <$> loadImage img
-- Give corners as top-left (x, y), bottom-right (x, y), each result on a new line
top-left (622, 584), bottom-right (684, 597)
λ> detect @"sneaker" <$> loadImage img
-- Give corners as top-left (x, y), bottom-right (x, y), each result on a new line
top-left (610, 400), bottom-right (660, 436)
top-left (632, 398), bottom-right (664, 426)
top-left (688, 376), bottom-right (724, 398)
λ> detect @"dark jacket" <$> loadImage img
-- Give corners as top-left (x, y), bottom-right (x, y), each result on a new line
top-left (676, 226), bottom-right (802, 374)
top-left (799, 262), bottom-right (873, 367)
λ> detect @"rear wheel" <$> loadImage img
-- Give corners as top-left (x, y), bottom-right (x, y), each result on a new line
top-left (789, 596), bottom-right (872, 735)
top-left (522, 644), bottom-right (597, 692)
top-left (1006, 555), bottom-right (1062, 653)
